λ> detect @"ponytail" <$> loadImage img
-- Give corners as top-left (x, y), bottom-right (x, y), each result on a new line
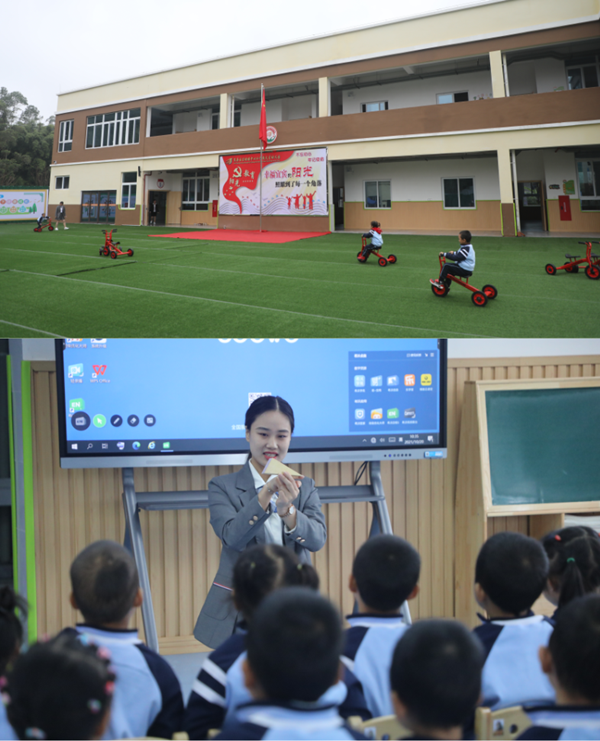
top-left (541, 526), bottom-right (600, 611)
top-left (0, 586), bottom-right (28, 677)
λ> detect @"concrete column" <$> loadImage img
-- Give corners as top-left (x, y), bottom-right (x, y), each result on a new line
top-left (497, 147), bottom-right (516, 236)
top-left (318, 77), bottom-right (330, 118)
top-left (219, 93), bottom-right (230, 128)
top-left (327, 158), bottom-right (334, 232)
top-left (489, 50), bottom-right (506, 99)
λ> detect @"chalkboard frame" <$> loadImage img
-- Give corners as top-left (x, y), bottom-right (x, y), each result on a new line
top-left (475, 377), bottom-right (600, 516)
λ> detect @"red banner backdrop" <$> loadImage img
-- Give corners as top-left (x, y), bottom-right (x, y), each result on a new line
top-left (221, 151), bottom-right (295, 212)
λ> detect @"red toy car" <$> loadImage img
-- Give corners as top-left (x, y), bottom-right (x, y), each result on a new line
top-left (430, 254), bottom-right (498, 307)
top-left (99, 228), bottom-right (133, 259)
top-left (545, 240), bottom-right (600, 280)
top-left (357, 236), bottom-right (397, 267)
top-left (33, 217), bottom-right (54, 232)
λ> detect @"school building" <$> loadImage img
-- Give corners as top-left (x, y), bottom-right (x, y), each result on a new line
top-left (49, 0), bottom-right (600, 236)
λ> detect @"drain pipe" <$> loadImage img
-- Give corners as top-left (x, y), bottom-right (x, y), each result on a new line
top-left (511, 150), bottom-right (521, 235)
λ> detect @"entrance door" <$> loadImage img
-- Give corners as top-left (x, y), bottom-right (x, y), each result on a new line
top-left (518, 182), bottom-right (545, 231)
top-left (148, 190), bottom-right (167, 226)
top-left (81, 191), bottom-right (116, 223)
top-left (333, 187), bottom-right (345, 229)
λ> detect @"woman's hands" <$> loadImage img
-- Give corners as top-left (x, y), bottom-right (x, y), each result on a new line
top-left (273, 471), bottom-right (302, 516)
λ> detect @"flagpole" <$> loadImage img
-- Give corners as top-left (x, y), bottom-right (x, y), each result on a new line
top-left (259, 83), bottom-right (263, 233)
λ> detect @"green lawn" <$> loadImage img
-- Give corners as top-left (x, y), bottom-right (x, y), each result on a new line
top-left (1, 222), bottom-right (598, 338)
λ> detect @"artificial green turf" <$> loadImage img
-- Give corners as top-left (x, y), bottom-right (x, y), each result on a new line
top-left (1, 221), bottom-right (599, 338)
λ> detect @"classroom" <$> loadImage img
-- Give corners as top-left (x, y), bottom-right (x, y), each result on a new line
top-left (1, 337), bottom-right (599, 740)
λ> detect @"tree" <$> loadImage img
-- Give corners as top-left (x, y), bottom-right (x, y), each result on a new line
top-left (0, 88), bottom-right (54, 186)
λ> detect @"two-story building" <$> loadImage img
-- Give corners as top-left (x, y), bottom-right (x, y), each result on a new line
top-left (50, 0), bottom-right (600, 236)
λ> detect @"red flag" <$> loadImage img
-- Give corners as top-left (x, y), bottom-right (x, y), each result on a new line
top-left (259, 86), bottom-right (267, 150)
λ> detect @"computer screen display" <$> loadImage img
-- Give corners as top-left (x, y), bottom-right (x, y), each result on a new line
top-left (56, 339), bottom-right (447, 468)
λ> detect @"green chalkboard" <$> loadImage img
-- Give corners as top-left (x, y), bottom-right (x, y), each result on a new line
top-left (486, 387), bottom-right (600, 506)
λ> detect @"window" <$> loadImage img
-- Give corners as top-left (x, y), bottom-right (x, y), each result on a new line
top-left (437, 92), bottom-right (469, 104)
top-left (567, 62), bottom-right (599, 90)
top-left (364, 181), bottom-right (391, 209)
top-left (443, 178), bottom-right (475, 208)
top-left (361, 101), bottom-right (389, 112)
top-left (55, 176), bottom-right (70, 189)
top-left (86, 109), bottom-right (141, 149)
top-left (58, 120), bottom-right (73, 152)
top-left (121, 172), bottom-right (137, 209)
top-left (211, 111), bottom-right (219, 130)
top-left (233, 102), bottom-right (242, 128)
top-left (577, 160), bottom-right (600, 211)
top-left (182, 171), bottom-right (210, 210)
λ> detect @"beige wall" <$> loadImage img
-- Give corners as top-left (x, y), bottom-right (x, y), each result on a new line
top-left (30, 354), bottom-right (600, 653)
top-left (344, 201), bottom-right (502, 233)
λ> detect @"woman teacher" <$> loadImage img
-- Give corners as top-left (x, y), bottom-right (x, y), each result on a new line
top-left (194, 395), bottom-right (327, 648)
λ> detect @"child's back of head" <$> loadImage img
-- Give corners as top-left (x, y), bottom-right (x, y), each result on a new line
top-left (475, 531), bottom-right (548, 615)
top-left (541, 526), bottom-right (600, 612)
top-left (548, 594), bottom-right (600, 703)
top-left (0, 586), bottom-right (27, 677)
top-left (232, 544), bottom-right (319, 622)
top-left (70, 540), bottom-right (139, 625)
top-left (6, 633), bottom-right (115, 740)
top-left (352, 534), bottom-right (420, 612)
top-left (391, 619), bottom-right (484, 734)
top-left (246, 587), bottom-right (343, 703)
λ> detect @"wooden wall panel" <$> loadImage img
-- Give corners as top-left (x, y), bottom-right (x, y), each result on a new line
top-left (30, 355), bottom-right (600, 652)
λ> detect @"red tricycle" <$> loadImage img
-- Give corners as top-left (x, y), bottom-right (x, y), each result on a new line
top-left (430, 254), bottom-right (498, 307)
top-left (357, 236), bottom-right (397, 267)
top-left (99, 228), bottom-right (133, 259)
top-left (545, 240), bottom-right (600, 280)
top-left (33, 217), bottom-right (53, 232)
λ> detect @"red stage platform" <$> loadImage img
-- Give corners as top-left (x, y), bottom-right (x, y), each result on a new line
top-left (151, 229), bottom-right (330, 244)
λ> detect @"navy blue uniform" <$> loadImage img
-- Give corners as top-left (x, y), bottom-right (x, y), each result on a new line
top-left (518, 705), bottom-right (600, 740)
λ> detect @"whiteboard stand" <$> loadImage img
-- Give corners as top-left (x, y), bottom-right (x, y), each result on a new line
top-left (122, 461), bottom-right (408, 654)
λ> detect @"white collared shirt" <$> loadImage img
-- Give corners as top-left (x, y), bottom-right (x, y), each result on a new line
top-left (248, 463), bottom-right (296, 544)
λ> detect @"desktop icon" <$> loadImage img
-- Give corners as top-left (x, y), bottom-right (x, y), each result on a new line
top-left (427, 435), bottom-right (434, 442)
top-left (92, 414), bottom-right (106, 428)
top-left (148, 441), bottom-right (156, 450)
top-left (69, 398), bottom-right (85, 413)
top-left (66, 339), bottom-right (83, 343)
top-left (404, 408), bottom-right (416, 418)
top-left (68, 364), bottom-right (84, 378)
top-left (92, 365), bottom-right (107, 378)
top-left (387, 408), bottom-right (400, 419)
top-left (162, 442), bottom-right (171, 449)
top-left (421, 374), bottom-right (432, 386)
top-left (354, 375), bottom-right (365, 388)
top-left (355, 408), bottom-right (365, 420)
top-left (370, 437), bottom-right (377, 444)
top-left (371, 408), bottom-right (383, 420)
top-left (110, 415), bottom-right (123, 427)
top-left (71, 412), bottom-right (90, 431)
top-left (70, 443), bottom-right (78, 450)
top-left (116, 442), bottom-right (125, 450)
top-left (91, 339), bottom-right (107, 344)
top-left (404, 374), bottom-right (416, 386)
top-left (87, 443), bottom-right (93, 450)
top-left (127, 415), bottom-right (140, 427)
top-left (132, 441), bottom-right (141, 450)
top-left (387, 375), bottom-right (399, 387)
top-left (370, 376), bottom-right (383, 387)
top-left (101, 443), bottom-right (108, 449)
top-left (144, 415), bottom-right (156, 427)
top-left (388, 437), bottom-right (396, 442)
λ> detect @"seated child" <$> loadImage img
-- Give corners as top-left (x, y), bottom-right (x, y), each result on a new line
top-left (36, 214), bottom-right (48, 228)
top-left (359, 221), bottom-right (384, 260)
top-left (63, 540), bottom-right (184, 739)
top-left (0, 586), bottom-right (28, 741)
top-left (216, 587), bottom-right (367, 740)
top-left (185, 544), bottom-right (369, 739)
top-left (540, 526), bottom-right (600, 622)
top-left (343, 534), bottom-right (420, 718)
top-left (391, 619), bottom-right (485, 741)
top-left (518, 594), bottom-right (600, 740)
top-left (5, 632), bottom-right (115, 740)
top-left (430, 230), bottom-right (475, 288)
top-left (474, 531), bottom-right (555, 710)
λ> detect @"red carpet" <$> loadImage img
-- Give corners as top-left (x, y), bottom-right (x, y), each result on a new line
top-left (151, 229), bottom-right (330, 244)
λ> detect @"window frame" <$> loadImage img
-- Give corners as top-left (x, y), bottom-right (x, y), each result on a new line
top-left (86, 109), bottom-right (141, 149)
top-left (364, 180), bottom-right (392, 210)
top-left (58, 120), bottom-right (73, 152)
top-left (182, 171), bottom-right (211, 211)
top-left (55, 176), bottom-right (70, 190)
top-left (576, 159), bottom-right (600, 211)
top-left (361, 101), bottom-right (389, 113)
top-left (436, 91), bottom-right (469, 104)
top-left (566, 59), bottom-right (599, 90)
top-left (121, 172), bottom-right (137, 209)
top-left (442, 177), bottom-right (476, 210)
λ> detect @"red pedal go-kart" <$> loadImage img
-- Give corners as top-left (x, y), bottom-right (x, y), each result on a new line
top-left (33, 218), bottom-right (53, 232)
top-left (431, 254), bottom-right (498, 307)
top-left (99, 228), bottom-right (133, 259)
top-left (357, 236), bottom-right (397, 267)
top-left (545, 240), bottom-right (600, 280)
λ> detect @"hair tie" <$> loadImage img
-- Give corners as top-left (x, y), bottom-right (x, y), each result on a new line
top-left (25, 729), bottom-right (46, 740)
top-left (104, 681), bottom-right (115, 696)
top-left (96, 646), bottom-right (111, 661)
top-left (250, 562), bottom-right (256, 570)
top-left (297, 563), bottom-right (303, 570)
top-left (88, 699), bottom-right (102, 714)
top-left (567, 557), bottom-right (576, 564)
top-left (0, 677), bottom-right (7, 690)
top-left (554, 534), bottom-right (562, 542)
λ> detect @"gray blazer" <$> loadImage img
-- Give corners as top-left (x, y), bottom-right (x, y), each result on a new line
top-left (193, 462), bottom-right (327, 648)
